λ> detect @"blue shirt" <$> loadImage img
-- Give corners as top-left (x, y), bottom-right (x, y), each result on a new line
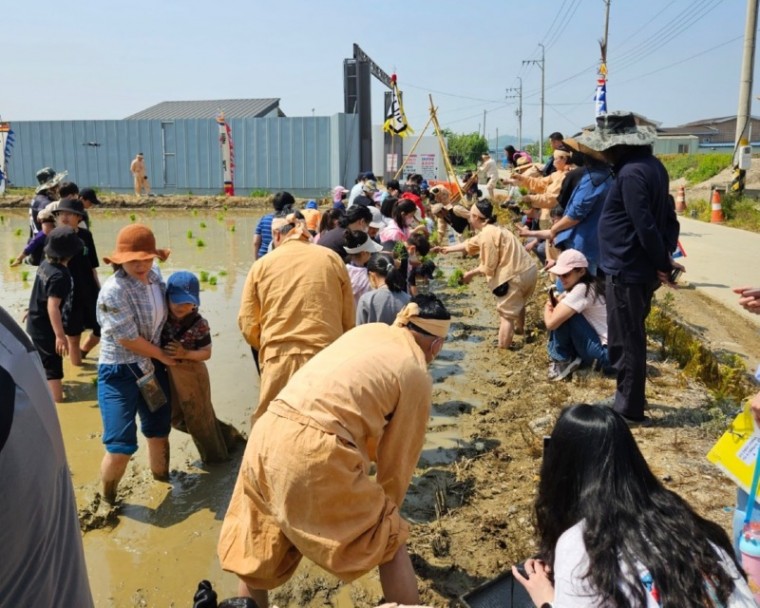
top-left (597, 149), bottom-right (679, 283)
top-left (554, 165), bottom-right (612, 266)
top-left (255, 213), bottom-right (274, 258)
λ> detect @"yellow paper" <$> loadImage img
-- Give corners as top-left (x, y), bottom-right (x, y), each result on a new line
top-left (707, 405), bottom-right (760, 493)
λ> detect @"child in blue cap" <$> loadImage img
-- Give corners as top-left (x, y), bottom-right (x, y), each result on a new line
top-left (161, 271), bottom-right (244, 463)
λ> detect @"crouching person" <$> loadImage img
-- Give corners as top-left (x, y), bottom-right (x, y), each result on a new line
top-left (217, 295), bottom-right (451, 607)
top-left (544, 249), bottom-right (611, 381)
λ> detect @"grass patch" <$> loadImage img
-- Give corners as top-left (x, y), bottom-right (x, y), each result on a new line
top-left (659, 153), bottom-right (731, 185)
top-left (685, 194), bottom-right (760, 232)
top-left (250, 189), bottom-right (269, 197)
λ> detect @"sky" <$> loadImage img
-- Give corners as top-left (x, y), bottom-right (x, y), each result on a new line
top-left (4, 0), bottom-right (758, 144)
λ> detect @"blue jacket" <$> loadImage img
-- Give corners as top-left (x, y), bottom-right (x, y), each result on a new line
top-left (598, 149), bottom-right (679, 283)
top-left (554, 165), bottom-right (612, 265)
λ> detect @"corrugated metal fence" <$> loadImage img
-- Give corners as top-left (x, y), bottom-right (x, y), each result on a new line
top-left (7, 114), bottom-right (360, 197)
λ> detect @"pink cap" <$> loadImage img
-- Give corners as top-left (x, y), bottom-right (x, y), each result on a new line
top-left (549, 249), bottom-right (589, 275)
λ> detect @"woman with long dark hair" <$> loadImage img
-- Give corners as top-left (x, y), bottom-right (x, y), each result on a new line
top-left (379, 199), bottom-right (420, 244)
top-left (514, 404), bottom-right (754, 608)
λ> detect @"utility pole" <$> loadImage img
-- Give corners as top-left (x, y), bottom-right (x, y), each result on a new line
top-left (732, 0), bottom-right (758, 194)
top-left (523, 44), bottom-right (545, 163)
top-left (506, 77), bottom-right (523, 150)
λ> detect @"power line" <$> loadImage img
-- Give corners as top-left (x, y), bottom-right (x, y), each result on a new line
top-left (401, 82), bottom-right (502, 104)
top-left (545, 0), bottom-right (582, 51)
top-left (540, 0), bottom-right (570, 46)
top-left (612, 0), bottom-right (723, 71)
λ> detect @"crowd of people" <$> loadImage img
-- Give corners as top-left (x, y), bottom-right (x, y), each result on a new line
top-left (5, 110), bottom-right (759, 608)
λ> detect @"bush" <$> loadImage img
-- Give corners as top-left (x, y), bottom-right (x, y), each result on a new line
top-left (658, 153), bottom-right (731, 185)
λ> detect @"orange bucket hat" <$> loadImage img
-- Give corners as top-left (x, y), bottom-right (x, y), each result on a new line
top-left (104, 224), bottom-right (170, 264)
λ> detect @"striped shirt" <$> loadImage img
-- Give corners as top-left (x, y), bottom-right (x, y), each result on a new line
top-left (96, 265), bottom-right (167, 365)
top-left (255, 213), bottom-right (274, 258)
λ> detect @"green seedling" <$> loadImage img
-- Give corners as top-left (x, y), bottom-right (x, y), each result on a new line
top-left (91, 377), bottom-right (98, 387)
top-left (216, 213), bottom-right (225, 222)
top-left (0, 215), bottom-right (5, 223)
top-left (14, 228), bottom-right (23, 237)
top-left (218, 270), bottom-right (228, 277)
top-left (187, 230), bottom-right (194, 239)
top-left (21, 270), bottom-right (30, 281)
top-left (197, 239), bottom-right (206, 248)
top-left (200, 221), bottom-right (207, 228)
top-left (129, 213), bottom-right (137, 222)
top-left (223, 205), bottom-right (228, 212)
top-left (229, 225), bottom-right (236, 232)
top-left (208, 276), bottom-right (218, 286)
top-left (8, 257), bottom-right (15, 265)
top-left (199, 270), bottom-right (209, 282)
top-left (150, 206), bottom-right (157, 213)
top-left (192, 210), bottom-right (199, 217)
top-left (447, 268), bottom-right (465, 289)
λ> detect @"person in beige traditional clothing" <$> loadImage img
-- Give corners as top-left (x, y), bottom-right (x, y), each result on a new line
top-left (477, 153), bottom-right (500, 200)
top-left (218, 295), bottom-right (451, 607)
top-left (130, 153), bottom-right (150, 196)
top-left (238, 212), bottom-right (354, 423)
top-left (429, 184), bottom-right (470, 241)
top-left (507, 148), bottom-right (574, 228)
top-left (436, 200), bottom-right (537, 349)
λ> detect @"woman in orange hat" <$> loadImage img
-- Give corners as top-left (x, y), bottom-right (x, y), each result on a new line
top-left (95, 224), bottom-right (174, 504)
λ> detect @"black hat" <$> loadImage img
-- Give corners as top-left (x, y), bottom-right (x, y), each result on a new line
top-left (44, 226), bottom-right (83, 259)
top-left (54, 197), bottom-right (86, 217)
top-left (79, 188), bottom-right (102, 205)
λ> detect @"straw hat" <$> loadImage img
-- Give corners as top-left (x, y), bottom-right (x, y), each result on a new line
top-left (103, 224), bottom-right (170, 264)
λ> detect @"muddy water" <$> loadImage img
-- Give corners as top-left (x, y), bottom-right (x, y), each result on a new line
top-left (0, 209), bottom-right (480, 607)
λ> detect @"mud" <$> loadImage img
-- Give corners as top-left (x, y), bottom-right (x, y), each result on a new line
top-left (0, 206), bottom-right (757, 607)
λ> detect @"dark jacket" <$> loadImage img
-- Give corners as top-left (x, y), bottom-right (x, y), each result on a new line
top-left (598, 148), bottom-right (679, 283)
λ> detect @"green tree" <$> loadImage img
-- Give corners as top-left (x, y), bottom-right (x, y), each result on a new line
top-left (442, 130), bottom-right (489, 166)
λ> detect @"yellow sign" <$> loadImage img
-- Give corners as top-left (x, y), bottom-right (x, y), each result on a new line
top-left (707, 405), bottom-right (759, 493)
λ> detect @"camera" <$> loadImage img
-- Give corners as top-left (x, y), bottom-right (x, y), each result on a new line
top-left (668, 268), bottom-right (682, 283)
top-left (547, 287), bottom-right (558, 306)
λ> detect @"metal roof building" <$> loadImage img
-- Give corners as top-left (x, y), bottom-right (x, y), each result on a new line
top-left (125, 98), bottom-right (284, 120)
top-left (7, 99), bottom-right (360, 196)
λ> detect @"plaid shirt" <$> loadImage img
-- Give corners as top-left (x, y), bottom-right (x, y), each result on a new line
top-left (96, 265), bottom-right (167, 365)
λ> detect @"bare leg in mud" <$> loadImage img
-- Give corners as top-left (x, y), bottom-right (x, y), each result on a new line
top-left (147, 437), bottom-right (170, 480)
top-left (237, 580), bottom-right (268, 608)
top-left (498, 317), bottom-right (516, 349)
top-left (101, 452), bottom-right (130, 504)
top-left (379, 544), bottom-right (420, 604)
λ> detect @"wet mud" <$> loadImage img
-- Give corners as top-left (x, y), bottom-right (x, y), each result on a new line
top-left (0, 207), bottom-right (755, 606)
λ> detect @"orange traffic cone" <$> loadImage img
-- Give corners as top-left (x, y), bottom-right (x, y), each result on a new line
top-left (675, 186), bottom-right (687, 214)
top-left (710, 188), bottom-right (724, 223)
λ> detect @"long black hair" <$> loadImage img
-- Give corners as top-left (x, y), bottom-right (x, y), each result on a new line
top-left (572, 265), bottom-right (605, 302)
top-left (536, 404), bottom-right (741, 608)
top-left (393, 199), bottom-right (418, 229)
top-left (319, 209), bottom-right (343, 234)
top-left (366, 252), bottom-right (405, 292)
top-left (475, 199), bottom-right (497, 224)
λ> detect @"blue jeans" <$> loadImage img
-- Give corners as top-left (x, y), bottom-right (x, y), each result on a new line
top-left (547, 313), bottom-right (610, 369)
top-left (98, 361), bottom-right (171, 455)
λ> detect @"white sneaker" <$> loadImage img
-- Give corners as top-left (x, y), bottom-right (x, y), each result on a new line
top-left (552, 357), bottom-right (582, 382)
top-left (548, 361), bottom-right (562, 380)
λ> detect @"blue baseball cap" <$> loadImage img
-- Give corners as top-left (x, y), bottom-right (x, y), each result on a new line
top-left (167, 271), bottom-right (200, 306)
top-left (305, 200), bottom-right (318, 209)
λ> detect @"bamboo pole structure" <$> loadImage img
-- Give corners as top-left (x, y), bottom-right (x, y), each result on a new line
top-left (428, 95), bottom-right (464, 200)
top-left (392, 113), bottom-right (434, 181)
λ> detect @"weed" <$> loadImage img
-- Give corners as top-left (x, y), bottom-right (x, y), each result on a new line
top-left (200, 221), bottom-right (207, 229)
top-left (250, 189), bottom-right (270, 197)
top-left (21, 270), bottom-right (30, 281)
top-left (14, 228), bottom-right (23, 237)
top-left (199, 270), bottom-right (210, 282)
top-left (129, 214), bottom-right (136, 222)
top-left (208, 275), bottom-right (218, 286)
top-left (186, 230), bottom-right (194, 239)
top-left (197, 239), bottom-right (206, 247)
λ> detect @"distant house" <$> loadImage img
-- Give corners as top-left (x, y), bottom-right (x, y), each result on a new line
top-left (659, 115), bottom-right (760, 151)
top-left (125, 98), bottom-right (285, 120)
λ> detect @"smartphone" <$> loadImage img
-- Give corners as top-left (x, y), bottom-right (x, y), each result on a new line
top-left (668, 268), bottom-right (682, 284)
top-left (547, 287), bottom-right (558, 306)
